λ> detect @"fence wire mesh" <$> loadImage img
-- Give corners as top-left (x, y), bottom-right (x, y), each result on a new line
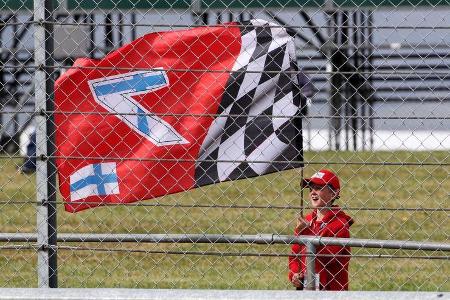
top-left (0, 0), bottom-right (449, 292)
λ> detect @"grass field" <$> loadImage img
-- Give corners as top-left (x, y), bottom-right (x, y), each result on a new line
top-left (0, 151), bottom-right (448, 290)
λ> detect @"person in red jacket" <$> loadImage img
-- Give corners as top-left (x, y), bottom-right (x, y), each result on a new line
top-left (288, 169), bottom-right (354, 291)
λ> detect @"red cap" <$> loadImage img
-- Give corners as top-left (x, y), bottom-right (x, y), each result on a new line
top-left (301, 169), bottom-right (340, 191)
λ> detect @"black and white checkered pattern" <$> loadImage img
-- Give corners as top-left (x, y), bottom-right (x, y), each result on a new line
top-left (195, 19), bottom-right (303, 186)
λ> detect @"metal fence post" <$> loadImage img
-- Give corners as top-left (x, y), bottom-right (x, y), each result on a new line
top-left (305, 241), bottom-right (317, 291)
top-left (34, 0), bottom-right (57, 288)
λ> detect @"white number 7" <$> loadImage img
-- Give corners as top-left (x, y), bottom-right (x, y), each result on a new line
top-left (88, 70), bottom-right (188, 146)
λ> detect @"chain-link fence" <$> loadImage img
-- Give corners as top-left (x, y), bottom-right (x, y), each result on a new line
top-left (0, 0), bottom-right (449, 291)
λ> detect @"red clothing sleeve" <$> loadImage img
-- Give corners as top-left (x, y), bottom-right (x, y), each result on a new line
top-left (288, 218), bottom-right (314, 282)
top-left (288, 243), bottom-right (302, 281)
top-left (288, 227), bottom-right (307, 282)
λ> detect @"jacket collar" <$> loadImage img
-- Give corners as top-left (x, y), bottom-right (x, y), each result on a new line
top-left (311, 205), bottom-right (353, 225)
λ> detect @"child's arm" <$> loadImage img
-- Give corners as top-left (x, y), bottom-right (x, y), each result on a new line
top-left (288, 225), bottom-right (310, 283)
top-left (288, 237), bottom-right (303, 281)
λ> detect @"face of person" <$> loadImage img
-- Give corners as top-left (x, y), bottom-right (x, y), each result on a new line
top-left (308, 183), bottom-right (338, 209)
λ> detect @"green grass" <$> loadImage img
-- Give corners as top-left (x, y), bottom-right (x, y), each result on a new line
top-left (0, 151), bottom-right (449, 290)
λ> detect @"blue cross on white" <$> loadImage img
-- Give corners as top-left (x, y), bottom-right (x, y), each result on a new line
top-left (69, 162), bottom-right (119, 201)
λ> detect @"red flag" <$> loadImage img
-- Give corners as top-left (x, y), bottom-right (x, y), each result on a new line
top-left (55, 20), bottom-right (303, 212)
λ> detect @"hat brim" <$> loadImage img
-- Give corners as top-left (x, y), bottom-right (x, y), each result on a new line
top-left (302, 178), bottom-right (340, 191)
top-left (301, 178), bottom-right (327, 188)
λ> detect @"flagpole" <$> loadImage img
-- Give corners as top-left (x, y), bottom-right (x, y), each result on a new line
top-left (292, 60), bottom-right (306, 219)
top-left (300, 167), bottom-right (304, 218)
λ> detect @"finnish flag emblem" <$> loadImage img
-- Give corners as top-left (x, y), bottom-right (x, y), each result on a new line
top-left (70, 162), bottom-right (119, 201)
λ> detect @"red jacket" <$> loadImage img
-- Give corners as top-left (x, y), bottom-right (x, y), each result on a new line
top-left (288, 206), bottom-right (354, 291)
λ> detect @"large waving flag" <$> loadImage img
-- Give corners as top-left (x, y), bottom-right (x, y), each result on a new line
top-left (55, 19), bottom-right (304, 212)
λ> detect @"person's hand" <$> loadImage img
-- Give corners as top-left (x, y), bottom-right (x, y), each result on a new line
top-left (291, 272), bottom-right (304, 288)
top-left (295, 216), bottom-right (310, 233)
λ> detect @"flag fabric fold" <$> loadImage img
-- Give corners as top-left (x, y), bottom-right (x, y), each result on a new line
top-left (55, 19), bottom-right (303, 212)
